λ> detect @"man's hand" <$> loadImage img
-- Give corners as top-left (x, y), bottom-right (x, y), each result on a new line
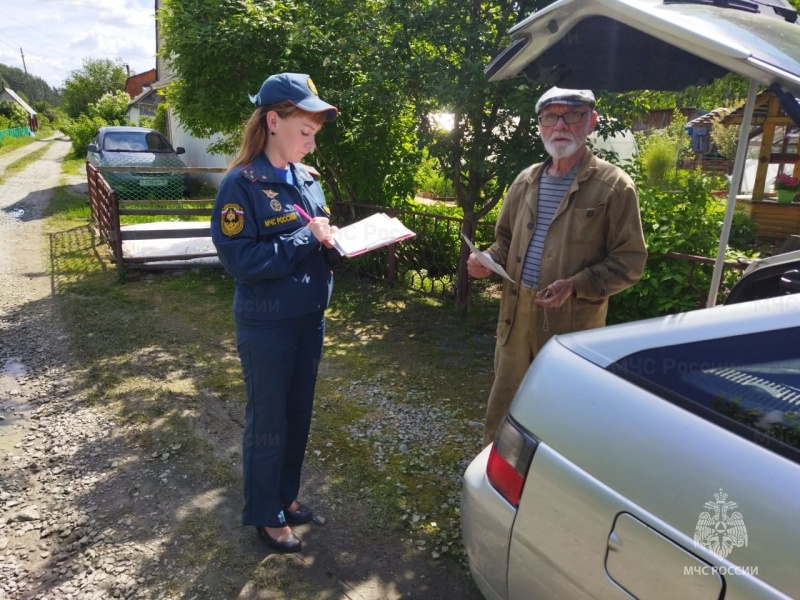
top-left (535, 278), bottom-right (575, 308)
top-left (467, 252), bottom-right (493, 279)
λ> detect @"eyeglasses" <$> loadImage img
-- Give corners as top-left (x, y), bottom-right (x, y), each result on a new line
top-left (538, 111), bottom-right (589, 127)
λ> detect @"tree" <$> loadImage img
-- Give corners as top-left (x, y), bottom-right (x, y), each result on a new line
top-left (60, 58), bottom-right (127, 118)
top-left (159, 0), bottom-right (420, 206)
top-left (0, 63), bottom-right (60, 106)
top-left (710, 111), bottom-right (740, 160)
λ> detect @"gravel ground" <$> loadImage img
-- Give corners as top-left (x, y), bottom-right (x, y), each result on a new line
top-left (0, 135), bottom-right (485, 600)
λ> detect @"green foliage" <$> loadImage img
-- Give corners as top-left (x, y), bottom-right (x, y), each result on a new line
top-left (0, 99), bottom-right (29, 129)
top-left (87, 91), bottom-right (130, 125)
top-left (608, 164), bottom-right (756, 323)
top-left (637, 109), bottom-right (692, 187)
top-left (61, 58), bottom-right (127, 118)
top-left (641, 136), bottom-right (677, 187)
top-left (159, 0), bottom-right (423, 207)
top-left (640, 72), bottom-right (751, 111)
top-left (62, 90), bottom-right (132, 156)
top-left (33, 100), bottom-right (64, 125)
top-left (61, 114), bottom-right (107, 158)
top-left (153, 102), bottom-right (169, 136)
top-left (710, 113), bottom-right (740, 159)
top-left (415, 149), bottom-right (454, 198)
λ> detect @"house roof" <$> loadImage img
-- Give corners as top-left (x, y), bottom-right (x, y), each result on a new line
top-left (0, 87), bottom-right (36, 116)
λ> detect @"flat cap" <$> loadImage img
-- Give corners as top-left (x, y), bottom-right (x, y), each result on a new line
top-left (536, 86), bottom-right (596, 113)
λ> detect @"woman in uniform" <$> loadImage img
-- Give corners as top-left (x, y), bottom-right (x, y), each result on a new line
top-left (211, 72), bottom-right (339, 553)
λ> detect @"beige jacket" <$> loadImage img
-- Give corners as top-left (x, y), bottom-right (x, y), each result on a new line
top-left (487, 150), bottom-right (647, 346)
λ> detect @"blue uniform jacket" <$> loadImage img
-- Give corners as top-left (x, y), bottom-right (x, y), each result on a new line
top-left (211, 154), bottom-right (334, 323)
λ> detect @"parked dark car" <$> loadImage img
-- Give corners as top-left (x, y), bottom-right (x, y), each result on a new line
top-left (87, 126), bottom-right (190, 200)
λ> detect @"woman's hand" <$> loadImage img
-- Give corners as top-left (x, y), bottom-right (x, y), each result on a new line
top-left (307, 217), bottom-right (338, 248)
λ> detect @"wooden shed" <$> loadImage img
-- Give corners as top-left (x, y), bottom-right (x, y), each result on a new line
top-left (691, 90), bottom-right (800, 238)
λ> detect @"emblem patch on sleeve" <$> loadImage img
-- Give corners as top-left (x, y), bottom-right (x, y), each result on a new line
top-left (220, 203), bottom-right (244, 236)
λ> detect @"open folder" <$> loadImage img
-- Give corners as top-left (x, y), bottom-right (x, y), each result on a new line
top-left (333, 213), bottom-right (416, 258)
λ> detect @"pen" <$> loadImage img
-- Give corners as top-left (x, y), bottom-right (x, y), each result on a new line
top-left (293, 204), bottom-right (313, 223)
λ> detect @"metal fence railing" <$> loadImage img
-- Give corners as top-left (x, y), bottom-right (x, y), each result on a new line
top-left (328, 201), bottom-right (497, 300)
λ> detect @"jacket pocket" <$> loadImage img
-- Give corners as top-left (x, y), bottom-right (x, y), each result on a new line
top-left (569, 204), bottom-right (605, 245)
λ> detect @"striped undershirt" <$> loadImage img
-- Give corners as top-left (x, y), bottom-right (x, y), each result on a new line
top-left (520, 165), bottom-right (578, 286)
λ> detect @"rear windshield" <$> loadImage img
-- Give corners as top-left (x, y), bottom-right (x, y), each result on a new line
top-left (612, 327), bottom-right (800, 460)
top-left (103, 131), bottom-right (174, 152)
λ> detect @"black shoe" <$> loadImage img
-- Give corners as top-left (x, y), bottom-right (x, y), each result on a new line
top-left (257, 527), bottom-right (302, 553)
top-left (283, 502), bottom-right (313, 525)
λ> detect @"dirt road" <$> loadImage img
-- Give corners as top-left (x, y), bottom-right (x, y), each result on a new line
top-left (0, 135), bottom-right (483, 599)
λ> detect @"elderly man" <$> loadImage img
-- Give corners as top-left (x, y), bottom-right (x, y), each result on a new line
top-left (468, 86), bottom-right (647, 446)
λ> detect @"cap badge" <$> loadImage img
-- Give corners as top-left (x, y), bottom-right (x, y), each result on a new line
top-left (307, 77), bottom-right (319, 96)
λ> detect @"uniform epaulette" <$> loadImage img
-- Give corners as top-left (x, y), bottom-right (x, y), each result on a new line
top-left (298, 163), bottom-right (321, 178)
top-left (237, 163), bottom-right (260, 183)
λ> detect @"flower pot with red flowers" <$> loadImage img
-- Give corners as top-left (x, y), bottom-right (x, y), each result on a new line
top-left (774, 172), bottom-right (800, 203)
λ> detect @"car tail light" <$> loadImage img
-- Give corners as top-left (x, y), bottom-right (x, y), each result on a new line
top-left (486, 416), bottom-right (539, 507)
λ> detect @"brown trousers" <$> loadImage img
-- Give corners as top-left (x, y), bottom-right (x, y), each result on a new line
top-left (483, 286), bottom-right (551, 446)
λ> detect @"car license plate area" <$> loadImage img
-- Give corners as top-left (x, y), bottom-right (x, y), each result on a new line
top-left (139, 179), bottom-right (167, 187)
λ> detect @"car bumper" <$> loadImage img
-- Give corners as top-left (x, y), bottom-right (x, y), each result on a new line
top-left (462, 445), bottom-right (516, 600)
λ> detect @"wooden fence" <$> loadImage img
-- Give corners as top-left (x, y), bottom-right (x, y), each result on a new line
top-left (86, 163), bottom-right (222, 272)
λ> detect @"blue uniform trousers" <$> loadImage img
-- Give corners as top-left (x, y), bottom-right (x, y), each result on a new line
top-left (236, 311), bottom-right (325, 527)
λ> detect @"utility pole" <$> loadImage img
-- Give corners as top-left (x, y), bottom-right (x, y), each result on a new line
top-left (20, 48), bottom-right (35, 102)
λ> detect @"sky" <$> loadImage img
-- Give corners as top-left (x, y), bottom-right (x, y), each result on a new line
top-left (0, 0), bottom-right (157, 90)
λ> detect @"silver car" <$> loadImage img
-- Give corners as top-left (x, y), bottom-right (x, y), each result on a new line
top-left (462, 281), bottom-right (800, 599)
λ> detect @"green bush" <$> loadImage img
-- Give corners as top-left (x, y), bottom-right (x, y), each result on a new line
top-left (62, 114), bottom-right (108, 157)
top-left (641, 136), bottom-right (677, 187)
top-left (88, 91), bottom-right (130, 125)
top-left (608, 164), bottom-right (756, 323)
top-left (0, 100), bottom-right (29, 129)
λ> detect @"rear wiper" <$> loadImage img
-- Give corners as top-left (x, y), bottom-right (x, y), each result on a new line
top-left (664, 0), bottom-right (798, 23)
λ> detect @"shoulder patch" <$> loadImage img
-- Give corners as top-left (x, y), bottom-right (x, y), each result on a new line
top-left (220, 203), bottom-right (244, 236)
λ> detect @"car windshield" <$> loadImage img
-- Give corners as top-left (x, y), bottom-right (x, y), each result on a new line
top-left (613, 327), bottom-right (800, 458)
top-left (103, 131), bottom-right (174, 153)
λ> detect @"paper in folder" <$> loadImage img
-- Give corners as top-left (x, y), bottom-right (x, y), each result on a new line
top-left (333, 213), bottom-right (416, 258)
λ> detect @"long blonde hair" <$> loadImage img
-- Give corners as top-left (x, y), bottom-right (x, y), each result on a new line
top-left (228, 102), bottom-right (329, 171)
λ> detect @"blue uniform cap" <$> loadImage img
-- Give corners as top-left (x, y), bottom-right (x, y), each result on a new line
top-left (249, 73), bottom-right (338, 122)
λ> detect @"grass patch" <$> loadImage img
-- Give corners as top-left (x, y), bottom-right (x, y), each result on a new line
top-left (0, 132), bottom-right (38, 155)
